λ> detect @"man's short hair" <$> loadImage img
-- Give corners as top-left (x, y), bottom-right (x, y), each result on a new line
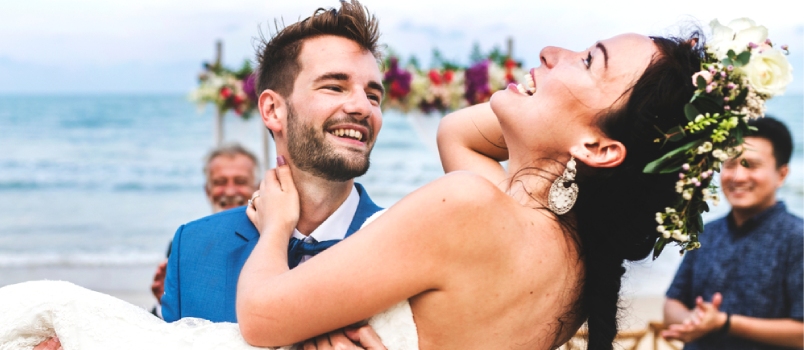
top-left (748, 116), bottom-right (793, 167)
top-left (203, 143), bottom-right (260, 180)
top-left (255, 0), bottom-right (381, 98)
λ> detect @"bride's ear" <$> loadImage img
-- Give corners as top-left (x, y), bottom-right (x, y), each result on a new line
top-left (259, 90), bottom-right (286, 135)
top-left (570, 137), bottom-right (626, 168)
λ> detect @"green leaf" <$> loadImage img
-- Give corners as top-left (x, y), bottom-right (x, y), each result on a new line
top-left (653, 239), bottom-right (668, 260)
top-left (696, 76), bottom-right (708, 89)
top-left (732, 126), bottom-right (745, 145)
top-left (722, 57), bottom-right (733, 67)
top-left (668, 126), bottom-right (687, 142)
top-left (726, 49), bottom-right (737, 60)
top-left (643, 139), bottom-right (699, 173)
top-left (735, 51), bottom-right (751, 67)
top-left (691, 95), bottom-right (723, 118)
top-left (684, 103), bottom-right (701, 122)
top-left (733, 88), bottom-right (749, 106)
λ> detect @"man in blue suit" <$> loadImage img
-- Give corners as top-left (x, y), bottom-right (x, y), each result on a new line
top-left (161, 0), bottom-right (385, 323)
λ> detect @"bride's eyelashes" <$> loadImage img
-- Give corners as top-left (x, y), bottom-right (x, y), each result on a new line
top-left (583, 52), bottom-right (592, 69)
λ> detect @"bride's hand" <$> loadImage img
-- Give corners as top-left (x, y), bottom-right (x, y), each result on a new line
top-left (33, 337), bottom-right (62, 350)
top-left (301, 326), bottom-right (386, 350)
top-left (246, 156), bottom-right (299, 238)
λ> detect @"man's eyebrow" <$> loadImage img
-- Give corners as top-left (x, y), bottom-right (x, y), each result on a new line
top-left (596, 42), bottom-right (609, 69)
top-left (314, 73), bottom-right (385, 96)
top-left (314, 72), bottom-right (349, 83)
top-left (368, 81), bottom-right (385, 96)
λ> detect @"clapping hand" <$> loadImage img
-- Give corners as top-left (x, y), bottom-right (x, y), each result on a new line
top-left (662, 292), bottom-right (728, 343)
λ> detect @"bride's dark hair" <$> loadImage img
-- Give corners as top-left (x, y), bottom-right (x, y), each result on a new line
top-left (567, 31), bottom-right (705, 349)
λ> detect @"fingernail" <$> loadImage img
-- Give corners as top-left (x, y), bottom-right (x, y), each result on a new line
top-left (277, 155), bottom-right (286, 166)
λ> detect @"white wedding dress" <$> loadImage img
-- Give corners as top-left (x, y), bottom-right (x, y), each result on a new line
top-left (0, 211), bottom-right (419, 350)
top-left (0, 281), bottom-right (417, 350)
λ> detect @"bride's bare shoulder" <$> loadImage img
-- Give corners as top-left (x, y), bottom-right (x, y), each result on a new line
top-left (411, 171), bottom-right (506, 207)
top-left (384, 171), bottom-right (516, 229)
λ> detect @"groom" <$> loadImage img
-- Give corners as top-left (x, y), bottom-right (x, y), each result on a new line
top-left (161, 0), bottom-right (385, 323)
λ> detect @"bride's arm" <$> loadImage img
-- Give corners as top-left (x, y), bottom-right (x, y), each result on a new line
top-left (237, 166), bottom-right (502, 347)
top-left (437, 102), bottom-right (508, 184)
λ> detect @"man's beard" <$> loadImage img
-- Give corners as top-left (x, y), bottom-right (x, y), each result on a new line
top-left (286, 103), bottom-right (373, 182)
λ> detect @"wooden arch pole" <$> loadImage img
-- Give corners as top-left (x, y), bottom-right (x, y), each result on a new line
top-left (213, 40), bottom-right (224, 147)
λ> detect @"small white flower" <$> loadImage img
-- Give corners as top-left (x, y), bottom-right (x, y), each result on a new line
top-left (665, 208), bottom-right (676, 214)
top-left (712, 149), bottom-right (730, 161)
top-left (657, 225), bottom-right (666, 233)
top-left (697, 142), bottom-right (713, 154)
top-left (671, 214), bottom-right (680, 223)
top-left (663, 231), bottom-right (671, 239)
top-left (672, 230), bottom-right (690, 242)
top-left (703, 188), bottom-right (711, 197)
top-left (683, 189), bottom-right (693, 200)
top-left (656, 216), bottom-right (664, 224)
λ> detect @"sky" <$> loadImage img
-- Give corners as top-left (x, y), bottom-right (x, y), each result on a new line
top-left (1, 0), bottom-right (802, 94)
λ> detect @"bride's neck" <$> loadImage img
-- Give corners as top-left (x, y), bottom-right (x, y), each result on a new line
top-left (504, 153), bottom-right (569, 209)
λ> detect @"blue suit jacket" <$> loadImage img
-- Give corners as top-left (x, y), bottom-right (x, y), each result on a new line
top-left (161, 183), bottom-right (382, 323)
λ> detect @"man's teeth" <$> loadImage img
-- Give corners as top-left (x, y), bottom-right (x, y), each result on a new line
top-left (331, 129), bottom-right (363, 141)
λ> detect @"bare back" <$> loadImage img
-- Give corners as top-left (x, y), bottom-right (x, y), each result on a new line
top-left (402, 172), bottom-right (585, 349)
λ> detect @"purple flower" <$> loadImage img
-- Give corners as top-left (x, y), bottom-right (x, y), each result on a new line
top-left (383, 57), bottom-right (412, 99)
top-left (243, 73), bottom-right (257, 100)
top-left (464, 60), bottom-right (491, 105)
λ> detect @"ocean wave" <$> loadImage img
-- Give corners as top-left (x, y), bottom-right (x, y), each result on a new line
top-left (0, 252), bottom-right (164, 267)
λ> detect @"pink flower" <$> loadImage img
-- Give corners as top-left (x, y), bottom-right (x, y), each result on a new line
top-left (692, 70), bottom-right (714, 87)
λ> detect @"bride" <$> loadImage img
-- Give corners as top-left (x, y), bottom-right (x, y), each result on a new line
top-left (6, 11), bottom-right (778, 350)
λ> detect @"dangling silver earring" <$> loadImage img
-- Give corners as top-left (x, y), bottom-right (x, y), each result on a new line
top-left (548, 157), bottom-right (578, 215)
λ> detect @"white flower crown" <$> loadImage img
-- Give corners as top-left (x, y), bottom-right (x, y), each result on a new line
top-left (644, 18), bottom-right (793, 258)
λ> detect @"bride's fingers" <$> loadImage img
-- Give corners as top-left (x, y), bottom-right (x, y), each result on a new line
top-left (274, 155), bottom-right (295, 193)
top-left (345, 325), bottom-right (386, 349)
top-left (245, 201), bottom-right (258, 227)
top-left (33, 337), bottom-right (61, 350)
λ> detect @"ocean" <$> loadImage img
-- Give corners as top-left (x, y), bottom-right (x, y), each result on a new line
top-left (0, 94), bottom-right (802, 301)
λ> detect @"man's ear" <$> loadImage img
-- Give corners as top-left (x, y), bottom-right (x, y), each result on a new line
top-left (259, 90), bottom-right (287, 135)
top-left (569, 137), bottom-right (626, 168)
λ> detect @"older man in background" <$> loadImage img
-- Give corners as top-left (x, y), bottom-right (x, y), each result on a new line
top-left (149, 143), bottom-right (259, 316)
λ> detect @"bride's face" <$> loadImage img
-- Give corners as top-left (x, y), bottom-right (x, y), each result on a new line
top-left (490, 33), bottom-right (657, 152)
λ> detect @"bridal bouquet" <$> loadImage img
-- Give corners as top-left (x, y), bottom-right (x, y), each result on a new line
top-left (645, 18), bottom-right (793, 257)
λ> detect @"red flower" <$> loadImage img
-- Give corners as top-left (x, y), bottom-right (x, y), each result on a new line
top-left (220, 87), bottom-right (232, 99)
top-left (444, 70), bottom-right (454, 84)
top-left (428, 70), bottom-right (442, 85)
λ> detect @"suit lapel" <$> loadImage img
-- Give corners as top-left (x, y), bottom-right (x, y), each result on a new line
top-left (345, 183), bottom-right (383, 238)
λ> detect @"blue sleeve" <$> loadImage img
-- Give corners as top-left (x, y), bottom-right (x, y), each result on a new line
top-left (161, 225), bottom-right (184, 323)
top-left (785, 228), bottom-right (803, 320)
top-left (665, 251), bottom-right (696, 308)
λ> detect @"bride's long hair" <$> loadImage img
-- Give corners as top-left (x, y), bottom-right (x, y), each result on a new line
top-left (557, 31), bottom-right (705, 349)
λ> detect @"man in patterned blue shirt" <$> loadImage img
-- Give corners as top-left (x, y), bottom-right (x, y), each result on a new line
top-left (662, 117), bottom-right (803, 349)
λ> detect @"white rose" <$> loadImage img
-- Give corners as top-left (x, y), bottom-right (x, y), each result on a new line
top-left (739, 47), bottom-right (793, 96)
top-left (709, 18), bottom-right (768, 58)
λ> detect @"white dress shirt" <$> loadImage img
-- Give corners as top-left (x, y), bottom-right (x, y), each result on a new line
top-left (291, 185), bottom-right (360, 264)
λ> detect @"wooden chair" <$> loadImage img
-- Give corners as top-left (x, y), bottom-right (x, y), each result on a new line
top-left (560, 321), bottom-right (683, 350)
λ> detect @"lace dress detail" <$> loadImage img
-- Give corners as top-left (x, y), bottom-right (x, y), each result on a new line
top-left (0, 281), bottom-right (417, 350)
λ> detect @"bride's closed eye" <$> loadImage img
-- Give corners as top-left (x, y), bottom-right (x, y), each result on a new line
top-left (583, 52), bottom-right (592, 69)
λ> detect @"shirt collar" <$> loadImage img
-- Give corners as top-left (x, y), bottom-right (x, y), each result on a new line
top-left (291, 185), bottom-right (360, 242)
top-left (727, 201), bottom-right (787, 233)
